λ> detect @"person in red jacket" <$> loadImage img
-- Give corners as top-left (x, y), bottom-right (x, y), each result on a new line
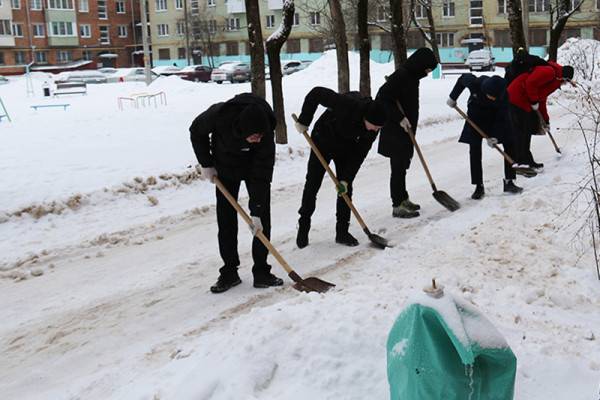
top-left (507, 61), bottom-right (574, 172)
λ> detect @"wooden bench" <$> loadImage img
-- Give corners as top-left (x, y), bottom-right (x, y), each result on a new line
top-left (54, 82), bottom-right (87, 96)
top-left (31, 104), bottom-right (70, 111)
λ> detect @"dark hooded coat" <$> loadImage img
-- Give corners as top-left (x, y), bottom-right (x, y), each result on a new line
top-left (375, 48), bottom-right (438, 165)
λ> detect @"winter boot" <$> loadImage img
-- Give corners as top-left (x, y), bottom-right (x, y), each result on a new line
top-left (296, 218), bottom-right (311, 249)
top-left (253, 272), bottom-right (284, 289)
top-left (513, 163), bottom-right (538, 178)
top-left (210, 271), bottom-right (242, 294)
top-left (531, 161), bottom-right (544, 173)
top-left (503, 179), bottom-right (523, 194)
top-left (392, 203), bottom-right (420, 218)
top-left (335, 231), bottom-right (359, 247)
top-left (471, 184), bottom-right (485, 200)
top-left (401, 198), bottom-right (421, 211)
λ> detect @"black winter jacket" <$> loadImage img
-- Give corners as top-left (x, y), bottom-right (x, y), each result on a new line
top-left (297, 87), bottom-right (378, 182)
top-left (189, 93), bottom-right (276, 216)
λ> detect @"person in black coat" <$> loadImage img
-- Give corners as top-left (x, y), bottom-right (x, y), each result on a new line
top-left (190, 93), bottom-right (283, 293)
top-left (375, 47), bottom-right (438, 218)
top-left (294, 87), bottom-right (387, 248)
top-left (446, 74), bottom-right (523, 200)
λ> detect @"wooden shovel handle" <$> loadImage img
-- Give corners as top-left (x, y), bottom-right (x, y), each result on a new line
top-left (292, 114), bottom-right (370, 231)
top-left (535, 110), bottom-right (561, 153)
top-left (213, 177), bottom-right (294, 275)
top-left (453, 105), bottom-right (515, 165)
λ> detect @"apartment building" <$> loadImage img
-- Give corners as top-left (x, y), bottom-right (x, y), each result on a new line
top-left (0, 0), bottom-right (141, 73)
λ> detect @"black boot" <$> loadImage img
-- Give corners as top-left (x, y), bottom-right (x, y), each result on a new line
top-left (503, 179), bottom-right (523, 194)
top-left (513, 163), bottom-right (538, 178)
top-left (531, 161), bottom-right (544, 173)
top-left (210, 271), bottom-right (242, 294)
top-left (471, 184), bottom-right (485, 200)
top-left (253, 272), bottom-right (284, 289)
top-left (296, 218), bottom-right (311, 249)
top-left (335, 231), bottom-right (359, 247)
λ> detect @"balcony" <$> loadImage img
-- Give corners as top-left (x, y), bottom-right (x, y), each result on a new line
top-left (227, 0), bottom-right (245, 13)
top-left (268, 0), bottom-right (282, 10)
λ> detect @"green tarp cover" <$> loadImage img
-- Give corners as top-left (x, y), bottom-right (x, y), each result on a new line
top-left (387, 294), bottom-right (517, 400)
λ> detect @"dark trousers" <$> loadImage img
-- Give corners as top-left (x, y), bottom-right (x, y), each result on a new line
top-left (468, 140), bottom-right (516, 185)
top-left (216, 177), bottom-right (271, 278)
top-left (508, 104), bottom-right (540, 165)
top-left (298, 137), bottom-right (357, 234)
top-left (389, 157), bottom-right (409, 207)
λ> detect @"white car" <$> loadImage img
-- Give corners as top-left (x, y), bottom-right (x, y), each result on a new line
top-left (0, 75), bottom-right (8, 84)
top-left (152, 66), bottom-right (182, 76)
top-left (265, 60), bottom-right (304, 80)
top-left (106, 68), bottom-right (160, 83)
top-left (210, 61), bottom-right (242, 84)
top-left (465, 49), bottom-right (495, 72)
top-left (55, 70), bottom-right (108, 84)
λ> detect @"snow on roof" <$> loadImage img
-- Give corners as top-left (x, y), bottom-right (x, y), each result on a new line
top-left (31, 60), bottom-right (93, 71)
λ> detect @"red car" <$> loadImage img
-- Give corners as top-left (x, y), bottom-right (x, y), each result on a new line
top-left (179, 65), bottom-right (213, 82)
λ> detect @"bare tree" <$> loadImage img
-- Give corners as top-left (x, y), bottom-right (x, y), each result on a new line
top-left (409, 0), bottom-right (439, 61)
top-left (245, 0), bottom-right (266, 98)
top-left (507, 0), bottom-right (527, 55)
top-left (328, 0), bottom-right (350, 92)
top-left (187, 16), bottom-right (218, 67)
top-left (266, 0), bottom-right (295, 144)
top-left (389, 0), bottom-right (409, 68)
top-left (358, 0), bottom-right (371, 95)
top-left (548, 0), bottom-right (585, 61)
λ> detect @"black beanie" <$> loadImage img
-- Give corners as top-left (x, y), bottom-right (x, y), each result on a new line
top-left (562, 65), bottom-right (574, 80)
top-left (364, 100), bottom-right (387, 126)
top-left (236, 104), bottom-right (271, 137)
top-left (481, 76), bottom-right (507, 99)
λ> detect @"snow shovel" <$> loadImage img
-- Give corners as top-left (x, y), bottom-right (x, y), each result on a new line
top-left (292, 114), bottom-right (391, 249)
top-left (453, 105), bottom-right (536, 178)
top-left (395, 100), bottom-right (460, 212)
top-left (212, 176), bottom-right (335, 293)
top-left (535, 110), bottom-right (562, 154)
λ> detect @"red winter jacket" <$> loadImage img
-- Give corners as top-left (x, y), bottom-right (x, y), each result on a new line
top-left (507, 61), bottom-right (565, 123)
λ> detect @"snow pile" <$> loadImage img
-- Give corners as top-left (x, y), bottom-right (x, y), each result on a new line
top-left (558, 37), bottom-right (600, 81)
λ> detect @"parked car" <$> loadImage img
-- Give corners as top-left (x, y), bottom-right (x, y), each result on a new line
top-left (265, 60), bottom-right (305, 80)
top-left (179, 65), bottom-right (212, 82)
top-left (465, 49), bottom-right (495, 72)
top-left (55, 70), bottom-right (108, 84)
top-left (152, 65), bottom-right (182, 76)
top-left (0, 75), bottom-right (8, 84)
top-left (211, 61), bottom-right (251, 84)
top-left (106, 68), bottom-right (160, 83)
top-left (98, 67), bottom-right (118, 75)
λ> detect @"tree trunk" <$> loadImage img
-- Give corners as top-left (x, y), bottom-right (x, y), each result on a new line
top-left (245, 0), bottom-right (266, 98)
top-left (389, 0), bottom-right (408, 69)
top-left (548, 0), bottom-right (584, 61)
top-left (266, 0), bottom-right (295, 144)
top-left (411, 0), bottom-right (440, 62)
top-left (328, 0), bottom-right (350, 93)
top-left (358, 0), bottom-right (370, 96)
top-left (507, 0), bottom-right (527, 55)
top-left (425, 5), bottom-right (439, 62)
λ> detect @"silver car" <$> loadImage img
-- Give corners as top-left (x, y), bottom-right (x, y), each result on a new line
top-left (106, 68), bottom-right (160, 83)
top-left (211, 61), bottom-right (251, 84)
top-left (56, 70), bottom-right (108, 84)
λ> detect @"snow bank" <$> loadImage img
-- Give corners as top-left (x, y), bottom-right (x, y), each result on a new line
top-left (558, 38), bottom-right (600, 81)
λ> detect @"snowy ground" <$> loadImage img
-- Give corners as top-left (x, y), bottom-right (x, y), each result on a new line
top-left (1, 51), bottom-right (599, 399)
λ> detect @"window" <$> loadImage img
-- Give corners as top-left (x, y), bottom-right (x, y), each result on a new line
top-left (597, 0), bottom-right (600, 10)
top-left (377, 5), bottom-right (388, 22)
top-left (0, 52), bottom-right (4, 65)
top-left (0, 20), bottom-right (10, 35)
top-left (293, 12), bottom-right (300, 26)
top-left (57, 50), bottom-right (71, 63)
top-left (118, 25), bottom-right (127, 37)
top-left (469, 0), bottom-right (483, 25)
top-left (226, 18), bottom-right (240, 31)
top-left (155, 0), bottom-right (167, 11)
top-left (210, 42), bottom-right (220, 56)
top-left (380, 34), bottom-right (393, 50)
top-left (559, 28), bottom-right (580, 45)
top-left (207, 0), bottom-right (214, 5)
top-left (309, 11), bottom-right (320, 25)
top-left (47, 0), bottom-right (73, 9)
top-left (51, 21), bottom-right (74, 36)
top-left (435, 32), bottom-right (454, 47)
top-left (158, 48), bottom-right (170, 59)
top-left (176, 21), bottom-right (185, 35)
top-left (80, 24), bottom-right (91, 37)
top-left (175, 0), bottom-right (182, 9)
top-left (498, 0), bottom-right (507, 13)
top-left (190, 0), bottom-right (198, 14)
top-left (529, 28), bottom-right (547, 45)
top-left (266, 15), bottom-right (275, 28)
top-left (494, 29), bottom-right (511, 46)
top-left (33, 23), bottom-right (45, 37)
top-left (78, 0), bottom-right (88, 11)
top-left (286, 38), bottom-right (300, 53)
top-left (35, 51), bottom-right (48, 63)
top-left (414, 3), bottom-right (425, 18)
top-left (12, 23), bottom-right (23, 37)
top-left (208, 19), bottom-right (217, 33)
top-left (309, 37), bottom-right (323, 52)
top-left (177, 47), bottom-right (185, 58)
top-left (97, 0), bottom-right (107, 18)
top-left (15, 51), bottom-right (26, 64)
top-left (528, 0), bottom-right (549, 12)
top-left (11, 0), bottom-right (20, 9)
top-left (157, 23), bottom-right (169, 36)
top-left (116, 0), bottom-right (125, 13)
top-left (442, 0), bottom-right (454, 17)
top-left (30, 0), bottom-right (42, 9)
top-left (99, 25), bottom-right (109, 43)
top-left (225, 41), bottom-right (238, 55)
top-left (82, 50), bottom-right (92, 60)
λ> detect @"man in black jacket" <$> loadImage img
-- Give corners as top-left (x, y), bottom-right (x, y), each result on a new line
top-left (446, 74), bottom-right (523, 199)
top-left (376, 47), bottom-right (438, 218)
top-left (190, 93), bottom-right (283, 293)
top-left (294, 87), bottom-right (387, 248)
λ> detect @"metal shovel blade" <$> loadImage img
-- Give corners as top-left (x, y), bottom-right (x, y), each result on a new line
top-left (365, 229), bottom-right (392, 249)
top-left (433, 190), bottom-right (461, 212)
top-left (289, 271), bottom-right (335, 293)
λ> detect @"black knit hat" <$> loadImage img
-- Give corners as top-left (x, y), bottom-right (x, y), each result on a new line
top-left (481, 76), bottom-right (507, 99)
top-left (236, 104), bottom-right (271, 138)
top-left (562, 65), bottom-right (574, 80)
top-left (364, 100), bottom-right (387, 126)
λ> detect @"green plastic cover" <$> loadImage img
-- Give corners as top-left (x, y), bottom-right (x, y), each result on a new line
top-left (386, 294), bottom-right (517, 400)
